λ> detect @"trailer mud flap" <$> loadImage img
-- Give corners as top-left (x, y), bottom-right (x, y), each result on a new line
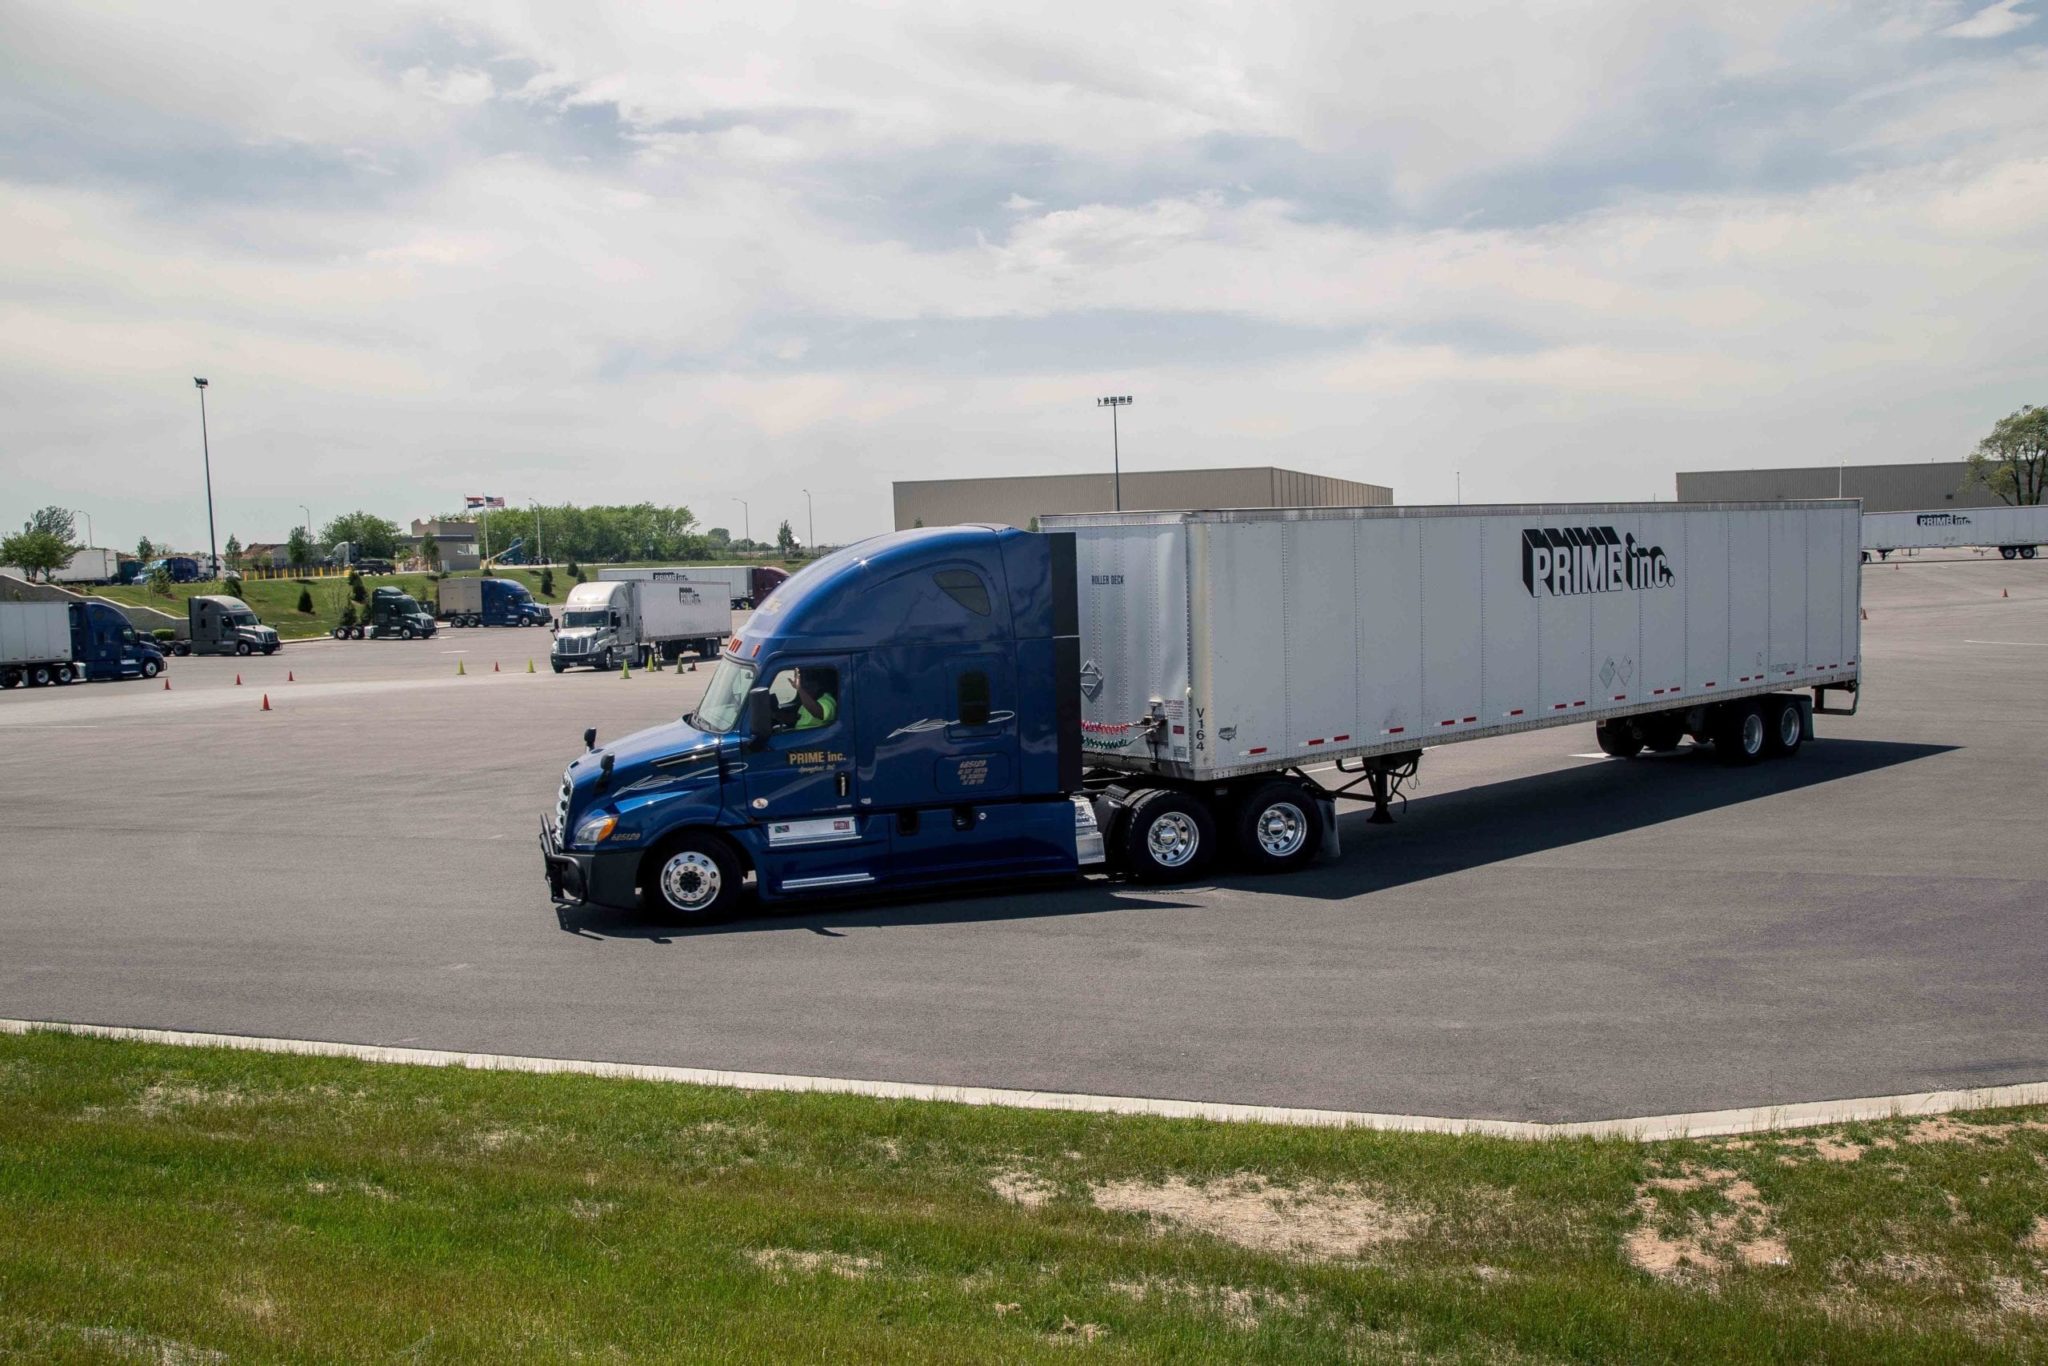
top-left (1813, 681), bottom-right (1859, 716)
top-left (1316, 795), bottom-right (1340, 861)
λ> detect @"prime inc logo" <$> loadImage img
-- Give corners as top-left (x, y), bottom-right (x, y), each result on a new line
top-left (1521, 526), bottom-right (1674, 598)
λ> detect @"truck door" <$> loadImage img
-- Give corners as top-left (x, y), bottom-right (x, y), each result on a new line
top-left (742, 659), bottom-right (886, 896)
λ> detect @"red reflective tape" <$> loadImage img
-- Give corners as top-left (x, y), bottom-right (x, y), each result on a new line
top-left (1462, 716), bottom-right (1477, 723)
top-left (1572, 701), bottom-right (1586, 707)
top-left (1507, 709), bottom-right (1523, 717)
top-left (1786, 670), bottom-right (1796, 676)
top-left (1439, 719), bottom-right (1456, 726)
top-left (1705, 681), bottom-right (1717, 687)
top-left (1248, 747), bottom-right (1267, 755)
top-left (1652, 688), bottom-right (1664, 695)
top-left (1307, 738), bottom-right (1324, 745)
top-left (1553, 703), bottom-right (1567, 710)
top-left (1613, 694), bottom-right (1626, 701)
top-left (1333, 734), bottom-right (1350, 742)
top-left (1386, 727), bottom-right (1405, 734)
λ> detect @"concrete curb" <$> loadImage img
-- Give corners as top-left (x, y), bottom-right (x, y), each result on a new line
top-left (5, 1018), bottom-right (2045, 1141)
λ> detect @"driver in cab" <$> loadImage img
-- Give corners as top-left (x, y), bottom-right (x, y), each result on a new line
top-left (779, 667), bottom-right (837, 731)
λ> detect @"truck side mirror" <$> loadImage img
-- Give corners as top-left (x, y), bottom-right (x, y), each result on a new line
top-left (745, 689), bottom-right (775, 749)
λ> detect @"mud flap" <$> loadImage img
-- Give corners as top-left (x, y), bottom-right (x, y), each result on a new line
top-left (1316, 794), bottom-right (1340, 861)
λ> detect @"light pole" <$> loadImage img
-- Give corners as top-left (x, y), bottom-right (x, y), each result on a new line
top-left (74, 509), bottom-right (93, 548)
top-left (194, 378), bottom-right (219, 580)
top-left (529, 499), bottom-right (545, 565)
top-left (800, 489), bottom-right (814, 556)
top-left (730, 496), bottom-right (749, 547)
top-left (1096, 395), bottom-right (1132, 510)
top-left (298, 504), bottom-right (311, 571)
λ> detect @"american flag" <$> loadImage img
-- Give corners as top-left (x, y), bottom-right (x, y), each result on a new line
top-left (465, 495), bottom-right (507, 510)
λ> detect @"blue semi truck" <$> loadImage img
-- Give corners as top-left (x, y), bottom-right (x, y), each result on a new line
top-left (440, 576), bottom-right (551, 628)
top-left (0, 599), bottom-right (168, 688)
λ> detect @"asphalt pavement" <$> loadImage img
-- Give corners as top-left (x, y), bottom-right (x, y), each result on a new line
top-left (2, 559), bottom-right (2043, 1123)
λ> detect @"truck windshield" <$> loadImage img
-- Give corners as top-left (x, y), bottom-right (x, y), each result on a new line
top-left (388, 596), bottom-right (419, 614)
top-left (562, 610), bottom-right (608, 628)
top-left (229, 611), bottom-right (258, 625)
top-left (693, 658), bottom-right (754, 734)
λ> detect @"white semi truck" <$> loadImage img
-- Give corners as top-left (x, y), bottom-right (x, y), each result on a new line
top-left (1861, 506), bottom-right (2047, 561)
top-left (550, 578), bottom-right (729, 672)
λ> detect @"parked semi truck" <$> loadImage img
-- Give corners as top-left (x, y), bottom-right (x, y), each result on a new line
top-left (1861, 506), bottom-right (2047, 561)
top-left (440, 576), bottom-right (550, 628)
top-left (169, 595), bottom-right (280, 656)
top-left (0, 548), bottom-right (123, 585)
top-left (1, 600), bottom-right (167, 687)
top-left (333, 587), bottom-right (437, 640)
top-left (541, 502), bottom-right (1862, 924)
top-left (599, 564), bottom-right (789, 610)
top-left (551, 578), bottom-right (728, 672)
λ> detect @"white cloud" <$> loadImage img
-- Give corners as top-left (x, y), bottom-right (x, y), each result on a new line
top-left (402, 65), bottom-right (497, 106)
top-left (1939, 0), bottom-right (2036, 38)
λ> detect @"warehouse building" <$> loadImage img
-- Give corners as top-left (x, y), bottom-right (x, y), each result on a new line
top-left (1675, 461), bottom-right (1992, 512)
top-left (893, 467), bottom-right (1392, 531)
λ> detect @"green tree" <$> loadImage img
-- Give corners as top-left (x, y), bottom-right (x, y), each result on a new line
top-left (913, 517), bottom-right (925, 528)
top-left (421, 534), bottom-right (441, 572)
top-left (540, 567), bottom-right (555, 597)
top-left (136, 536), bottom-right (156, 561)
top-left (1963, 405), bottom-right (2048, 506)
top-left (1, 529), bottom-right (73, 582)
top-left (147, 566), bottom-right (174, 598)
top-left (224, 535), bottom-right (243, 573)
top-left (224, 572), bottom-right (244, 600)
top-left (26, 507), bottom-right (77, 542)
top-left (286, 526), bottom-right (312, 569)
top-left (296, 587), bottom-right (315, 614)
top-left (348, 570), bottom-right (367, 603)
top-left (777, 519), bottom-right (796, 556)
top-left (321, 511), bottom-right (402, 560)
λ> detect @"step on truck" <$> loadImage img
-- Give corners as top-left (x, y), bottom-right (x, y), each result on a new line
top-left (541, 502), bottom-right (1862, 924)
top-left (172, 595), bottom-right (279, 657)
top-left (1861, 506), bottom-right (2048, 561)
top-left (599, 564), bottom-right (789, 610)
top-left (334, 587), bottom-right (437, 640)
top-left (440, 576), bottom-right (550, 628)
top-left (1, 600), bottom-right (168, 687)
top-left (551, 578), bottom-right (728, 672)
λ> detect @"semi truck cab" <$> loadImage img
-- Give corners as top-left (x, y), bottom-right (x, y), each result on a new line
top-left (551, 581), bottom-right (632, 672)
top-left (72, 600), bottom-right (166, 680)
top-left (542, 526), bottom-right (1094, 920)
top-left (180, 595), bottom-right (280, 656)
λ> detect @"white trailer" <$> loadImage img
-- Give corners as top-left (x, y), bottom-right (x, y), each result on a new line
top-left (1044, 502), bottom-right (1860, 856)
top-left (0, 602), bottom-right (76, 688)
top-left (49, 549), bottom-right (122, 584)
top-left (598, 564), bottom-right (787, 609)
top-left (1861, 506), bottom-right (2047, 560)
top-left (550, 579), bottom-right (728, 672)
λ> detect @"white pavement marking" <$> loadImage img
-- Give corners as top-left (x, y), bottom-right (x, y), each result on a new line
top-left (6, 1018), bottom-right (2044, 1142)
top-left (1964, 640), bottom-right (2048, 647)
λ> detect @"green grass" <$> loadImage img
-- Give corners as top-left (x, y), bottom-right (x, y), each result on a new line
top-left (3, 1033), bottom-right (2045, 1362)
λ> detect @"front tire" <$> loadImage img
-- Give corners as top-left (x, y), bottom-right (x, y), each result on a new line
top-left (1118, 788), bottom-right (1216, 883)
top-left (1595, 720), bottom-right (1643, 758)
top-left (235, 641), bottom-right (251, 656)
top-left (551, 661), bottom-right (565, 674)
top-left (642, 834), bottom-right (743, 924)
top-left (1232, 782), bottom-right (1321, 873)
top-left (400, 625), bottom-right (416, 639)
top-left (1715, 701), bottom-right (1768, 765)
top-left (141, 658), bottom-right (160, 679)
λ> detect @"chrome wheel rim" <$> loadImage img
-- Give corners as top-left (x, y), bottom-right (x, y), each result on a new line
top-left (1255, 801), bottom-right (1308, 858)
top-left (1777, 706), bottom-right (1800, 748)
top-left (660, 851), bottom-right (722, 912)
top-left (1741, 712), bottom-right (1765, 754)
top-left (1146, 812), bottom-right (1200, 868)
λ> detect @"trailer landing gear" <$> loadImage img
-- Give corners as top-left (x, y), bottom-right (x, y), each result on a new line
top-left (1325, 751), bottom-right (1422, 824)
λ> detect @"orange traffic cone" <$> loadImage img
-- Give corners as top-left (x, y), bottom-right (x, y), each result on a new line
top-left (1860, 608), bottom-right (1868, 620)
top-left (287, 669), bottom-right (294, 682)
top-left (2002, 588), bottom-right (2009, 598)
top-left (261, 693), bottom-right (271, 712)
top-left (235, 673), bottom-right (242, 686)
top-left (163, 677), bottom-right (171, 691)
top-left (494, 660), bottom-right (500, 672)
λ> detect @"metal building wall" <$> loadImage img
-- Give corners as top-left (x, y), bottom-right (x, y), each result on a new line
top-left (892, 467), bottom-right (1391, 531)
top-left (1675, 462), bottom-right (1997, 512)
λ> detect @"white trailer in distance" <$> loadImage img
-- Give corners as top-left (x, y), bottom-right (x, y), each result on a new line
top-left (1046, 501), bottom-right (1861, 861)
top-left (550, 578), bottom-right (728, 672)
top-left (0, 602), bottom-right (76, 688)
top-left (1861, 506), bottom-right (2047, 561)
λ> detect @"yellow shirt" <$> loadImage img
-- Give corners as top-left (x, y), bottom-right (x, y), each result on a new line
top-left (795, 693), bottom-right (837, 730)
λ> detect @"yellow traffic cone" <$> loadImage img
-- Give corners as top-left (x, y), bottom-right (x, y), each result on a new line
top-left (457, 658), bottom-right (466, 676)
top-left (527, 658), bottom-right (535, 673)
top-left (621, 656), bottom-right (632, 678)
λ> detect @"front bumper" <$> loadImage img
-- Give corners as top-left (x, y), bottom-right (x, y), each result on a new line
top-left (539, 814), bottom-right (641, 910)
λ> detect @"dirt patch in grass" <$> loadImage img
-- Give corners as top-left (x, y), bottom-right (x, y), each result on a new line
top-left (1046, 1317), bottom-right (1109, 1345)
top-left (2024, 1216), bottom-right (2048, 1254)
top-left (1991, 1275), bottom-right (2048, 1317)
top-left (990, 1168), bottom-right (1060, 1210)
top-left (1878, 1116), bottom-right (2048, 1147)
top-left (1089, 1174), bottom-right (1420, 1261)
top-left (747, 1248), bottom-right (877, 1281)
top-left (1625, 1164), bottom-right (1788, 1281)
top-left (135, 1083), bottom-right (246, 1118)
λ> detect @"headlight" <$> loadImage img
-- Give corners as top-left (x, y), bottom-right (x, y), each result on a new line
top-left (574, 813), bottom-right (618, 845)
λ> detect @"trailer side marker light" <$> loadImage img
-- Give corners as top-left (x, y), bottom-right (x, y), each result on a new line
top-left (1507, 709), bottom-right (1523, 717)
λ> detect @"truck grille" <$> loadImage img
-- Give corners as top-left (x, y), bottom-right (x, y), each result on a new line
top-left (554, 770), bottom-right (573, 845)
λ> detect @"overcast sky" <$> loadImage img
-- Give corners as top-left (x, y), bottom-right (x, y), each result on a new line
top-left (3, 1), bottom-right (2044, 551)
